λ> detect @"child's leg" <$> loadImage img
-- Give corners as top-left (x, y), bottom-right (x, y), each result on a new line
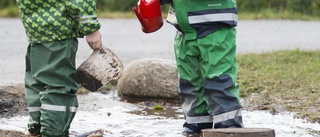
top-left (198, 27), bottom-right (243, 128)
top-left (27, 39), bottom-right (79, 136)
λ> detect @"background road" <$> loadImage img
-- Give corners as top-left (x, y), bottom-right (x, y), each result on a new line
top-left (1, 18), bottom-right (320, 86)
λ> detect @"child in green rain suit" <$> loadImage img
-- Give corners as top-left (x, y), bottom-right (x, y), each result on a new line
top-left (16, 0), bottom-right (102, 136)
top-left (160, 0), bottom-right (244, 136)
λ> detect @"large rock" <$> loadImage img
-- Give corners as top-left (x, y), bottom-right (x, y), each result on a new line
top-left (117, 58), bottom-right (179, 99)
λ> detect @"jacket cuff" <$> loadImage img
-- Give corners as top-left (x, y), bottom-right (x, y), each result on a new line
top-left (78, 15), bottom-right (101, 37)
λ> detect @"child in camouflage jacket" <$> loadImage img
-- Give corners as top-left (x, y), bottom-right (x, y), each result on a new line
top-left (16, 0), bottom-right (102, 136)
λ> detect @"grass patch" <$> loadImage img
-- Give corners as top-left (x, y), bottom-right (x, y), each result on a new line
top-left (239, 9), bottom-right (320, 20)
top-left (98, 11), bottom-right (169, 19)
top-left (238, 49), bottom-right (320, 123)
top-left (2, 5), bottom-right (320, 21)
top-left (0, 6), bottom-right (19, 17)
top-left (97, 11), bottom-right (135, 18)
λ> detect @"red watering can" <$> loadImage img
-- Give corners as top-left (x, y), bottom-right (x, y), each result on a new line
top-left (132, 0), bottom-right (163, 33)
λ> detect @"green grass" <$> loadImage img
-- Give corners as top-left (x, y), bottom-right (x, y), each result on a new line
top-left (237, 49), bottom-right (320, 123)
top-left (239, 9), bottom-right (320, 20)
top-left (0, 6), bottom-right (19, 17)
top-left (97, 11), bottom-right (136, 18)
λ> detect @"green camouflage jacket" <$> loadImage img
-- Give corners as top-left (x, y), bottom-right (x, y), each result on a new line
top-left (16, 0), bottom-right (101, 43)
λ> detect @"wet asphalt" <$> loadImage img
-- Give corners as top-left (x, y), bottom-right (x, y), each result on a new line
top-left (0, 18), bottom-right (320, 86)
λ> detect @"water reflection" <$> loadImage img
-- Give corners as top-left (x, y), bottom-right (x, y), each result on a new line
top-left (121, 96), bottom-right (183, 118)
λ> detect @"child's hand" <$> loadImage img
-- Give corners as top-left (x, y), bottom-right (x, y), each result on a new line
top-left (86, 30), bottom-right (102, 50)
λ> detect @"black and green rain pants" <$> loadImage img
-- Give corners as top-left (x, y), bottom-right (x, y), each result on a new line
top-left (174, 27), bottom-right (243, 133)
top-left (25, 38), bottom-right (79, 137)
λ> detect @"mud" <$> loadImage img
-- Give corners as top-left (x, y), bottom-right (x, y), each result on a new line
top-left (1, 85), bottom-right (320, 137)
top-left (0, 85), bottom-right (27, 136)
top-left (0, 84), bottom-right (182, 136)
top-left (0, 129), bottom-right (26, 137)
top-left (0, 85), bottom-right (27, 118)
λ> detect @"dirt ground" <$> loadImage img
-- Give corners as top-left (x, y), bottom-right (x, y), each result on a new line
top-left (0, 84), bottom-right (267, 137)
top-left (0, 129), bottom-right (26, 137)
top-left (0, 84), bottom-right (177, 137)
top-left (0, 85), bottom-right (28, 136)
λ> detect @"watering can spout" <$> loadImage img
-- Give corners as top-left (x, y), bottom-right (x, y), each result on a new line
top-left (132, 6), bottom-right (148, 32)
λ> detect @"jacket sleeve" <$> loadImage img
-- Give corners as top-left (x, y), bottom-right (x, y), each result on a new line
top-left (159, 0), bottom-right (172, 5)
top-left (64, 0), bottom-right (101, 37)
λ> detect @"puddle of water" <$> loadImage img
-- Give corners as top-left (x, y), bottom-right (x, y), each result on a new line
top-left (121, 96), bottom-right (183, 119)
top-left (0, 92), bottom-right (319, 137)
top-left (129, 105), bottom-right (183, 119)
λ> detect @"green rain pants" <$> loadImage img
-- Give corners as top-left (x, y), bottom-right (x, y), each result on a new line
top-left (25, 38), bottom-right (79, 137)
top-left (174, 27), bottom-right (243, 129)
